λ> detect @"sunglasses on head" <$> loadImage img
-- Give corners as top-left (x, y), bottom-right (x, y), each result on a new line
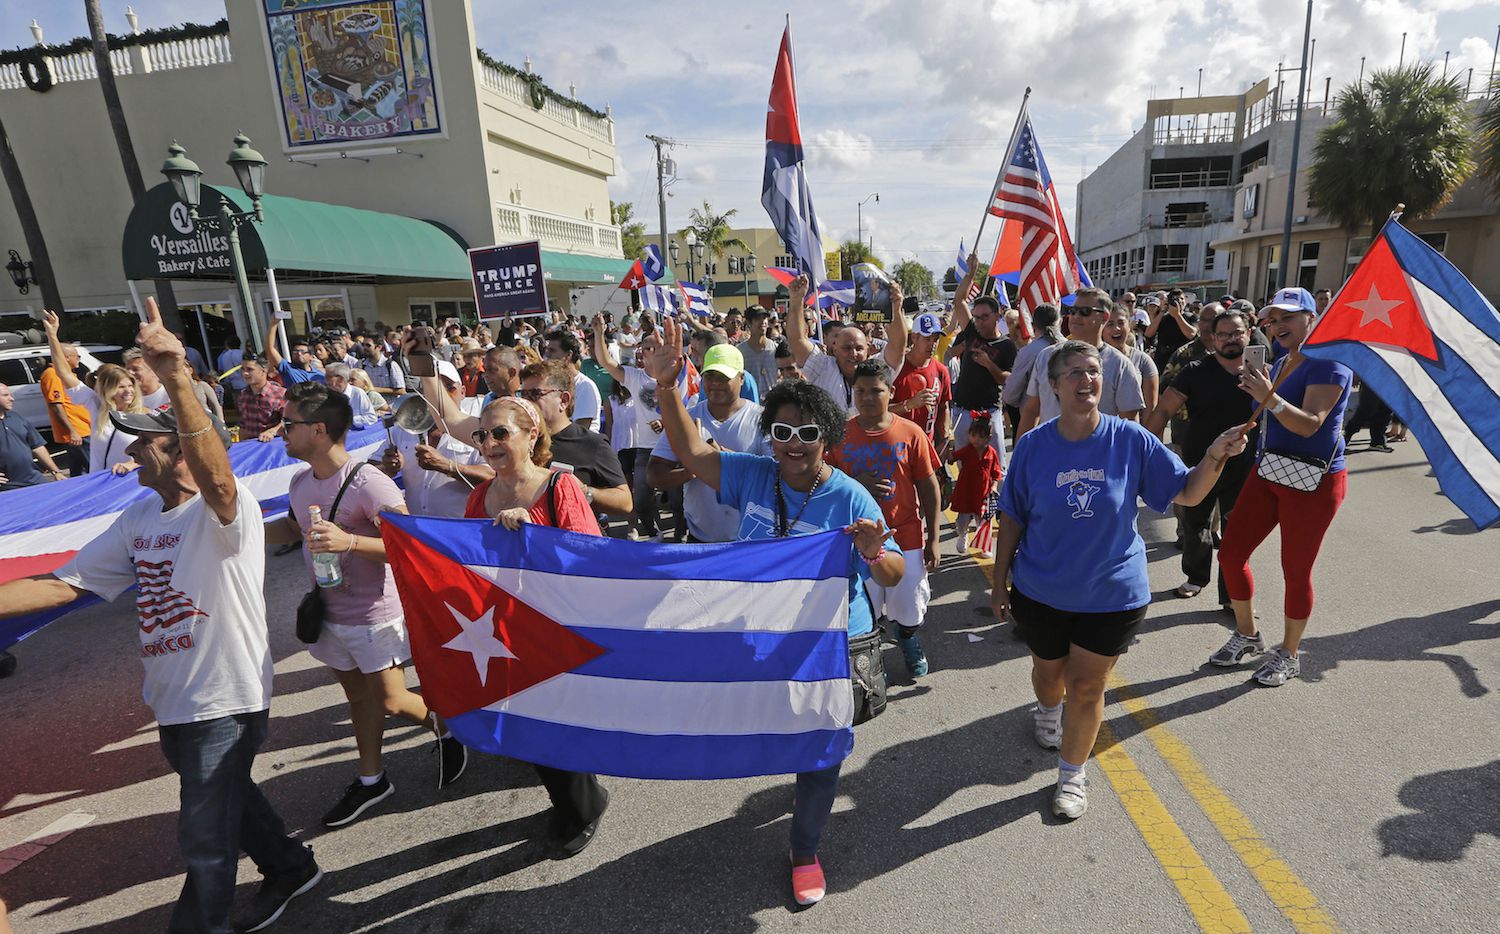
top-left (770, 422), bottom-right (822, 444)
top-left (470, 425), bottom-right (517, 446)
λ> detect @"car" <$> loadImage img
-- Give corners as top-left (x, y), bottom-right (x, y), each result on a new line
top-left (0, 342), bottom-right (124, 442)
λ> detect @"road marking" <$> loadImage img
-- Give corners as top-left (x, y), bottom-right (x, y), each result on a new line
top-left (0, 809), bottom-right (96, 876)
top-left (1094, 722), bottom-right (1254, 933)
top-left (1111, 674), bottom-right (1344, 934)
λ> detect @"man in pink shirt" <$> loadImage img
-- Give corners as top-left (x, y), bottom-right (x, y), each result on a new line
top-left (265, 382), bottom-right (467, 829)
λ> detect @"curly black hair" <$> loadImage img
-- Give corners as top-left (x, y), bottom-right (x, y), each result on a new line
top-left (759, 379), bottom-right (848, 447)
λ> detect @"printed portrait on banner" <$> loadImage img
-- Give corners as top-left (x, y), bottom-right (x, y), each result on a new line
top-left (263, 0), bottom-right (442, 148)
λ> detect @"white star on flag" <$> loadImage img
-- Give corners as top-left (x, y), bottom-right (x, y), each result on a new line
top-left (1349, 284), bottom-right (1402, 328)
top-left (441, 602), bottom-right (516, 686)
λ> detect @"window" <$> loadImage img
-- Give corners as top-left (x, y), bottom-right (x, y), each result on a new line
top-left (1152, 245), bottom-right (1189, 275)
top-left (773, 254), bottom-right (795, 270)
top-left (704, 262), bottom-right (718, 276)
top-left (1344, 237), bottom-right (1371, 280)
top-left (1262, 244), bottom-right (1281, 299)
top-left (1297, 241), bottom-right (1320, 292)
top-left (0, 359), bottom-right (32, 386)
top-left (1417, 232), bottom-right (1448, 254)
top-left (1204, 245), bottom-right (1217, 276)
top-left (409, 299), bottom-right (478, 328)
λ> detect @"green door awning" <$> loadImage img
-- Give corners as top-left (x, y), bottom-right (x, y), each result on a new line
top-left (123, 183), bottom-right (471, 282)
top-left (540, 250), bottom-right (636, 285)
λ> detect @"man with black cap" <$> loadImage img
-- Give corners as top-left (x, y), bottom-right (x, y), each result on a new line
top-left (0, 298), bottom-right (320, 933)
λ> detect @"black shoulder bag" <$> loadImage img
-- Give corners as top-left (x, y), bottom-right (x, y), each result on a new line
top-left (294, 463), bottom-right (367, 644)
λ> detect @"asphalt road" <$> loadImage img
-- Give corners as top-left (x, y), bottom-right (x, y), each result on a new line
top-left (2, 436), bottom-right (1496, 933)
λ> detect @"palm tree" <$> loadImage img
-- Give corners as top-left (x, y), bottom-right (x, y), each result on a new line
top-left (680, 201), bottom-right (747, 262)
top-left (0, 113), bottom-right (65, 314)
top-left (1308, 63), bottom-right (1474, 238)
top-left (839, 238), bottom-right (880, 275)
top-left (1475, 76), bottom-right (1500, 199)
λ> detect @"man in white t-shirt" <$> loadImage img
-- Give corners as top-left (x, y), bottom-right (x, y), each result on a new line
top-left (782, 273), bottom-right (908, 415)
top-left (377, 360), bottom-right (492, 518)
top-left (543, 328), bottom-right (602, 431)
top-left (123, 347), bottom-right (172, 411)
top-left (0, 301), bottom-right (320, 933)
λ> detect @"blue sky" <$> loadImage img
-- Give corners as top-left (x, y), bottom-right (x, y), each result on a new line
top-left (7, 1), bottom-right (1500, 275)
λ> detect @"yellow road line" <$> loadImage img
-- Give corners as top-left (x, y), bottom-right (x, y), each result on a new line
top-left (1094, 722), bottom-right (1254, 933)
top-left (1110, 675), bottom-right (1344, 934)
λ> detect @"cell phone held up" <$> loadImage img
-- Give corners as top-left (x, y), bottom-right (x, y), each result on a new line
top-left (405, 325), bottom-right (437, 378)
top-left (1243, 343), bottom-right (1269, 375)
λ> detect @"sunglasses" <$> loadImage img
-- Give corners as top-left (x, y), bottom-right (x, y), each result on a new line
top-left (517, 387), bottom-right (560, 402)
top-left (1068, 307), bottom-right (1101, 318)
top-left (770, 422), bottom-right (822, 444)
top-left (470, 425), bottom-right (518, 446)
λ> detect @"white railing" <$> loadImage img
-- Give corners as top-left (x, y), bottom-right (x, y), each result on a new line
top-left (478, 60), bottom-right (614, 143)
top-left (0, 33), bottom-right (230, 92)
top-left (495, 203), bottom-right (623, 255)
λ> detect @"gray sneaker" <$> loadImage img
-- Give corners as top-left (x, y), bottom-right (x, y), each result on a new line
top-left (1052, 770), bottom-right (1088, 819)
top-left (1209, 631), bottom-right (1266, 667)
top-left (1033, 705), bottom-right (1062, 750)
top-left (1253, 647), bottom-right (1300, 686)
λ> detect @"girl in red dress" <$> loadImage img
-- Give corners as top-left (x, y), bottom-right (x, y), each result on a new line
top-left (948, 416), bottom-right (1002, 557)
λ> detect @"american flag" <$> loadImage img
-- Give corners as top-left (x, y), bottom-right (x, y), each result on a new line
top-left (970, 490), bottom-right (999, 553)
top-left (987, 110), bottom-right (1084, 312)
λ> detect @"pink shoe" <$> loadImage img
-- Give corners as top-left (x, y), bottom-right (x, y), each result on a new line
top-left (791, 855), bottom-right (826, 906)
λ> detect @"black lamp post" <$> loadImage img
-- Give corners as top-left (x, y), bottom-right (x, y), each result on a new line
top-left (5, 250), bottom-right (37, 294)
top-left (161, 133), bottom-right (269, 349)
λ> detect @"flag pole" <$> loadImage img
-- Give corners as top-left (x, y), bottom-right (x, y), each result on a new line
top-left (972, 86), bottom-right (1032, 259)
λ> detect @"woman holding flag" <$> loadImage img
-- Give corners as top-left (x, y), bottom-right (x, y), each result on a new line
top-left (989, 340), bottom-right (1247, 820)
top-left (644, 316), bottom-right (902, 907)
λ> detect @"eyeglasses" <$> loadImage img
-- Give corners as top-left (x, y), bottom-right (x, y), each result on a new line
top-left (1068, 307), bottom-right (1101, 318)
top-left (1059, 367), bottom-right (1103, 383)
top-left (470, 425), bottom-right (516, 446)
top-left (282, 418), bottom-right (323, 428)
top-left (770, 422), bottom-right (822, 444)
top-left (1214, 328), bottom-right (1249, 339)
top-left (517, 387), bottom-right (561, 402)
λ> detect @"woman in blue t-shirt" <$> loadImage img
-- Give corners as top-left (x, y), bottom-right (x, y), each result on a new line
top-left (1212, 292), bottom-right (1353, 688)
top-left (644, 317), bottom-right (903, 908)
top-left (990, 340), bottom-right (1246, 821)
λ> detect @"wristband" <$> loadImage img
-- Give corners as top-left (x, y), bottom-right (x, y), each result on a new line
top-left (178, 424), bottom-right (215, 440)
top-left (858, 547), bottom-right (888, 565)
top-left (1269, 396), bottom-right (1287, 415)
top-left (345, 534), bottom-right (358, 555)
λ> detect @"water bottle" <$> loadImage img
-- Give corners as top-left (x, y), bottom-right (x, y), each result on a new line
top-left (307, 505), bottom-right (344, 588)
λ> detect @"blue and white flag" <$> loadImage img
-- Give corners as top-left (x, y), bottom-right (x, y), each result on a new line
top-left (642, 243), bottom-right (667, 282)
top-left (955, 239), bottom-right (970, 277)
top-left (382, 515), bottom-right (855, 779)
top-left (678, 281), bottom-right (712, 317)
top-left (762, 25), bottom-right (827, 287)
top-left (818, 280), bottom-right (855, 310)
top-left (1302, 218), bottom-right (1500, 528)
top-left (640, 283), bottom-right (678, 315)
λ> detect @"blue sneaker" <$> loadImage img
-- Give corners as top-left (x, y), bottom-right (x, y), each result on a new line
top-left (897, 631), bottom-right (929, 677)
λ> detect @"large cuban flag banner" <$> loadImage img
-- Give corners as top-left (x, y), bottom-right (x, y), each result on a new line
top-left (0, 424), bottom-right (387, 651)
top-left (381, 513), bottom-right (856, 779)
top-left (1301, 218), bottom-right (1500, 529)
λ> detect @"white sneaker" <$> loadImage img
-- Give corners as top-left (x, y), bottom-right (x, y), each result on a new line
top-left (1033, 705), bottom-right (1062, 750)
top-left (1052, 770), bottom-right (1088, 819)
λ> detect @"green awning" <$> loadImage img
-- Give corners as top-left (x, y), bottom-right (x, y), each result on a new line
top-left (123, 183), bottom-right (471, 282)
top-left (541, 250), bottom-right (636, 285)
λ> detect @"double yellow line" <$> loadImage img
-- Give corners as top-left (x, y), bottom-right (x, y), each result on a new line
top-left (965, 548), bottom-right (1340, 933)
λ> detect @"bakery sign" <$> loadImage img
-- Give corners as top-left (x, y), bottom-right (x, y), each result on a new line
top-left (263, 0), bottom-right (443, 149)
top-left (123, 184), bottom-right (246, 281)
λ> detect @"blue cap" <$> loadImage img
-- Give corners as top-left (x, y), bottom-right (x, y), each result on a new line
top-left (912, 312), bottom-right (943, 336)
top-left (1264, 286), bottom-right (1317, 314)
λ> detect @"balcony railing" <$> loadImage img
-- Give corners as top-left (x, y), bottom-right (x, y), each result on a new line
top-left (495, 203), bottom-right (621, 254)
top-left (1149, 169), bottom-right (1231, 190)
top-left (0, 33), bottom-right (231, 91)
top-left (478, 61), bottom-right (614, 144)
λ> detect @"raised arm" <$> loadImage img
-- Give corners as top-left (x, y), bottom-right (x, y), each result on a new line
top-left (950, 252), bottom-right (979, 333)
top-left (783, 275), bottom-right (818, 366)
top-left (883, 280), bottom-right (909, 372)
top-left (139, 298), bottom-right (238, 525)
top-left (264, 316), bottom-right (285, 371)
top-left (590, 314), bottom-right (626, 384)
top-left (641, 317), bottom-right (722, 490)
top-left (41, 311), bottom-right (81, 389)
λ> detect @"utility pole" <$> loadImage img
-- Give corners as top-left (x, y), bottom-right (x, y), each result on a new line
top-left (646, 134), bottom-right (671, 265)
top-left (1279, 0), bottom-right (1314, 291)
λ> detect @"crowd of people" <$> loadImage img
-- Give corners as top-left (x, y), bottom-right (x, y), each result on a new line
top-left (0, 266), bottom-right (1361, 930)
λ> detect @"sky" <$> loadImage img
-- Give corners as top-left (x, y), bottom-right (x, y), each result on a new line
top-left (7, 1), bottom-right (1500, 276)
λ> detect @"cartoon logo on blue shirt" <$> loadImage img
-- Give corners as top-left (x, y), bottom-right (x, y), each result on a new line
top-left (1066, 480), bottom-right (1098, 519)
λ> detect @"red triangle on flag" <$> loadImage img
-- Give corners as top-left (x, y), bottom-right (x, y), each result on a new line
top-left (620, 260), bottom-right (648, 291)
top-left (1307, 234), bottom-right (1438, 361)
top-left (383, 522), bottom-right (607, 720)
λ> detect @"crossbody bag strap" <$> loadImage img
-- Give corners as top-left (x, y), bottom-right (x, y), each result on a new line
top-left (326, 462), bottom-right (366, 525)
top-left (545, 469), bottom-right (561, 527)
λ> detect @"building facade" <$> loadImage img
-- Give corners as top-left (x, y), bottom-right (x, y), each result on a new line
top-left (647, 226), bottom-right (795, 313)
top-left (0, 0), bottom-right (627, 353)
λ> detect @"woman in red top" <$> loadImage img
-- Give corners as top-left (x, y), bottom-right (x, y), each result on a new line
top-left (461, 396), bottom-right (608, 856)
top-left (948, 416), bottom-right (1003, 557)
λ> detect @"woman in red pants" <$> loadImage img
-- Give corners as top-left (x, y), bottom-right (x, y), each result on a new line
top-left (1212, 288), bottom-right (1352, 686)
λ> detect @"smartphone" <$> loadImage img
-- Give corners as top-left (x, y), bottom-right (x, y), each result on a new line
top-left (1244, 344), bottom-right (1268, 373)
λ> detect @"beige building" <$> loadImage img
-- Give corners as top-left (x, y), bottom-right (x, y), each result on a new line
top-left (0, 0), bottom-right (628, 355)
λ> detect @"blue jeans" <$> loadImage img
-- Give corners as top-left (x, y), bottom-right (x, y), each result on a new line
top-left (790, 763), bottom-right (842, 858)
top-left (158, 710), bottom-right (312, 934)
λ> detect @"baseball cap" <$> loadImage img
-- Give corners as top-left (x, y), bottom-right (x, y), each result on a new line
top-left (1145, 294), bottom-right (1162, 308)
top-left (435, 358), bottom-right (463, 385)
top-left (912, 312), bottom-right (944, 336)
top-left (701, 344), bottom-right (744, 379)
top-left (1264, 286), bottom-right (1317, 315)
top-left (110, 407), bottom-right (232, 448)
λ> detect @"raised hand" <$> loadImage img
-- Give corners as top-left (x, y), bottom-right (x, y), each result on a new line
top-left (136, 297), bottom-right (186, 380)
top-left (789, 274), bottom-right (810, 305)
top-left (41, 309), bottom-right (60, 335)
top-left (640, 316), bottom-right (685, 386)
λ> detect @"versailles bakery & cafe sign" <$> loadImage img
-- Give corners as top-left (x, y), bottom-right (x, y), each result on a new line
top-left (123, 184), bottom-right (248, 281)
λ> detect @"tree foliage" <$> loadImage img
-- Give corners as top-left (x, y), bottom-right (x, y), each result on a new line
top-left (611, 200), bottom-right (648, 261)
top-left (890, 259), bottom-right (935, 298)
top-left (839, 239), bottom-right (881, 275)
top-left (1308, 64), bottom-right (1474, 237)
top-left (681, 202), bottom-right (747, 261)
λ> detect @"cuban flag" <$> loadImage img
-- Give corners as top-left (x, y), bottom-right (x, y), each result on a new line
top-left (818, 280), bottom-right (855, 310)
top-left (619, 260), bottom-right (649, 291)
top-left (761, 24), bottom-right (827, 288)
top-left (1301, 218), bottom-right (1500, 529)
top-left (678, 281), bottom-right (712, 317)
top-left (640, 283), bottom-right (678, 315)
top-left (642, 243), bottom-right (668, 282)
top-left (380, 514), bottom-right (856, 779)
top-left (955, 239), bottom-right (970, 278)
top-left (0, 425), bottom-right (389, 651)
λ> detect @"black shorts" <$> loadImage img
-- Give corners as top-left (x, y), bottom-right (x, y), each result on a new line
top-left (1009, 587), bottom-right (1148, 660)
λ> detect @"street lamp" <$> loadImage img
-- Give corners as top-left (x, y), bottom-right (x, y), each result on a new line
top-left (742, 251), bottom-right (757, 306)
top-left (6, 250), bottom-right (38, 295)
top-left (857, 192), bottom-right (879, 252)
top-left (161, 133), bottom-right (269, 349)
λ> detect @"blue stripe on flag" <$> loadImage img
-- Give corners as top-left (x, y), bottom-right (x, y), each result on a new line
top-left (567, 627), bottom-right (849, 683)
top-left (385, 513), bottom-right (852, 582)
top-left (447, 709), bottom-right (853, 779)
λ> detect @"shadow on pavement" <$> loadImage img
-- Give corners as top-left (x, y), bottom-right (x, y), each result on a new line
top-left (1412, 517), bottom-right (1480, 535)
top-left (1376, 760), bottom-right (1500, 862)
top-left (1299, 598), bottom-right (1500, 697)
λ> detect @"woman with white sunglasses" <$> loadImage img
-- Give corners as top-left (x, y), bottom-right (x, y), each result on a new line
top-left (644, 316), bottom-right (902, 908)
